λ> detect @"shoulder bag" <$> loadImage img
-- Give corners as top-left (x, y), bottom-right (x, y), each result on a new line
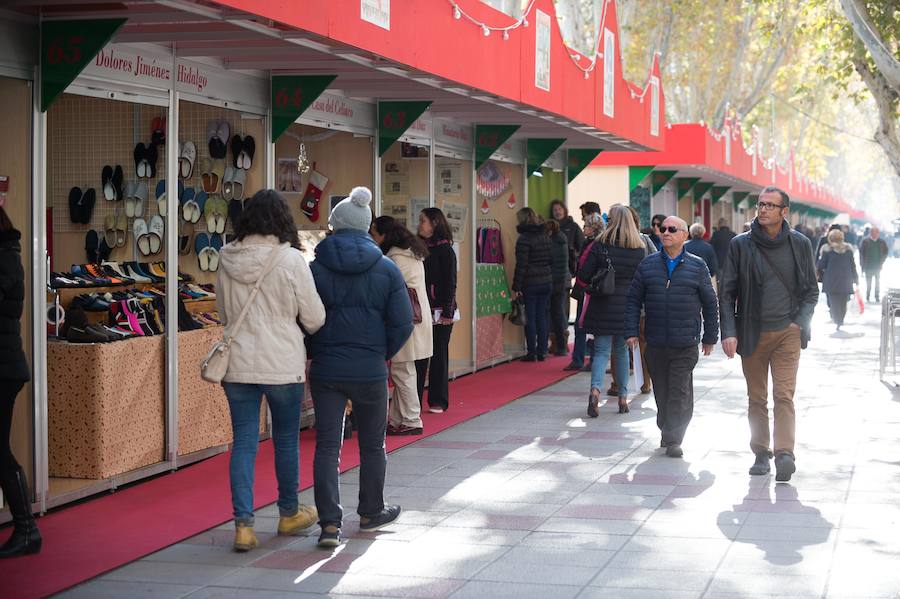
top-left (408, 287), bottom-right (423, 324)
top-left (201, 246), bottom-right (286, 384)
top-left (586, 244), bottom-right (616, 296)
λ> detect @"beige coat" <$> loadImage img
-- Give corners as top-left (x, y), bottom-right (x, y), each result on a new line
top-left (387, 246), bottom-right (433, 363)
top-left (216, 235), bottom-right (326, 384)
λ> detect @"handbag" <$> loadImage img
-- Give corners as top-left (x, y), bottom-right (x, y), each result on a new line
top-left (201, 246), bottom-right (286, 384)
top-left (408, 287), bottom-right (423, 324)
top-left (586, 244), bottom-right (616, 296)
top-left (509, 297), bottom-right (527, 326)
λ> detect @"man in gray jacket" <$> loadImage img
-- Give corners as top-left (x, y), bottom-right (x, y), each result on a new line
top-left (719, 187), bottom-right (819, 482)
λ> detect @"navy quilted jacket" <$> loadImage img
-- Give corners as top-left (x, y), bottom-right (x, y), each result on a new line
top-left (309, 230), bottom-right (413, 383)
top-left (624, 251), bottom-right (719, 348)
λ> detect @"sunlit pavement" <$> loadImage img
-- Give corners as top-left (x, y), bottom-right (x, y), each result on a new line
top-left (61, 260), bottom-right (900, 599)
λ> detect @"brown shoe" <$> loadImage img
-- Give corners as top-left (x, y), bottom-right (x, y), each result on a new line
top-left (278, 505), bottom-right (318, 536)
top-left (387, 424), bottom-right (423, 436)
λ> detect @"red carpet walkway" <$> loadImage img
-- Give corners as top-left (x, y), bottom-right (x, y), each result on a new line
top-left (1, 355), bottom-right (575, 599)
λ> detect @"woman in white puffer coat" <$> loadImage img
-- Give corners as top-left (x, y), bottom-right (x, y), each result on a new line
top-left (371, 216), bottom-right (433, 435)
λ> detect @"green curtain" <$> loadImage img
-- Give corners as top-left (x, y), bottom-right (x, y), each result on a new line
top-left (527, 167), bottom-right (566, 220)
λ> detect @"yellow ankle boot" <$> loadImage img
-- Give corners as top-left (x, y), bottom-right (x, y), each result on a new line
top-left (233, 524), bottom-right (259, 552)
top-left (278, 505), bottom-right (318, 536)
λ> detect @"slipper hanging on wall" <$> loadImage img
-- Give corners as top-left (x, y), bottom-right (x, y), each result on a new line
top-left (134, 218), bottom-right (151, 256)
top-left (80, 188), bottom-right (96, 224)
top-left (124, 182), bottom-right (138, 218)
top-left (68, 187), bottom-right (82, 223)
top-left (239, 136), bottom-right (255, 170)
top-left (148, 215), bottom-right (164, 255)
top-left (102, 166), bottom-right (115, 201)
top-left (179, 141), bottom-right (196, 179)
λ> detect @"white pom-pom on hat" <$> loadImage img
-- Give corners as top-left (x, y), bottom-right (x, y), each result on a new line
top-left (349, 186), bottom-right (372, 208)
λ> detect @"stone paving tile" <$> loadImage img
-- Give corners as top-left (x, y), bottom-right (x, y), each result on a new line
top-left (587, 567), bottom-right (715, 591)
top-left (61, 580), bottom-right (200, 599)
top-left (474, 559), bottom-right (599, 586)
top-left (101, 561), bottom-right (234, 586)
top-left (448, 580), bottom-right (581, 599)
top-left (578, 590), bottom-right (703, 599)
top-left (705, 571), bottom-right (829, 597)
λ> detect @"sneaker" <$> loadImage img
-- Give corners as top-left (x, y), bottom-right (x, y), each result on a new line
top-left (359, 505), bottom-right (401, 532)
top-left (665, 444), bottom-right (683, 458)
top-left (277, 505), bottom-right (318, 536)
top-left (317, 524), bottom-right (341, 548)
top-left (774, 452), bottom-right (796, 482)
top-left (427, 407), bottom-right (444, 414)
top-left (387, 424), bottom-right (423, 436)
top-left (749, 452), bottom-right (771, 476)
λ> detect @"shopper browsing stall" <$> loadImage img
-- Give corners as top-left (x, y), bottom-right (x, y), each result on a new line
top-left (547, 219), bottom-right (571, 357)
top-left (371, 216), bottom-right (433, 436)
top-left (416, 208), bottom-right (457, 414)
top-left (309, 187), bottom-right (413, 548)
top-left (512, 208), bottom-right (553, 361)
top-left (216, 190), bottom-right (326, 552)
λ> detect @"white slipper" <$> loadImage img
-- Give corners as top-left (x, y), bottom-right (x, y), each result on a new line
top-left (207, 246), bottom-right (220, 272)
top-left (134, 218), bottom-right (151, 256)
top-left (133, 181), bottom-right (148, 218)
top-left (217, 120), bottom-right (230, 145)
top-left (148, 214), bottom-right (164, 255)
top-left (124, 181), bottom-right (137, 217)
top-left (180, 141), bottom-right (196, 179)
top-left (222, 165), bottom-right (234, 201)
top-left (232, 168), bottom-right (246, 201)
top-left (155, 180), bottom-right (167, 217)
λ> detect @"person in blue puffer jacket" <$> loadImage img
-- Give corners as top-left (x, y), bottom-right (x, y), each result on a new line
top-left (308, 186), bottom-right (413, 548)
top-left (624, 216), bottom-right (719, 459)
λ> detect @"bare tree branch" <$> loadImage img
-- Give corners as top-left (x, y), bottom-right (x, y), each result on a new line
top-left (839, 0), bottom-right (900, 93)
top-left (853, 52), bottom-right (900, 179)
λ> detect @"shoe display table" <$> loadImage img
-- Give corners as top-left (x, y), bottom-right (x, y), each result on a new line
top-left (48, 336), bottom-right (166, 479)
top-left (177, 327), bottom-right (232, 456)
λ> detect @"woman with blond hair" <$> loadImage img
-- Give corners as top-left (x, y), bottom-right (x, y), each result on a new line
top-left (576, 204), bottom-right (647, 415)
top-left (817, 227), bottom-right (858, 332)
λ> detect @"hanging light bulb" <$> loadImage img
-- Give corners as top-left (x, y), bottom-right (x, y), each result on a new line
top-left (483, 25), bottom-right (490, 36)
top-left (523, 17), bottom-right (529, 27)
top-left (583, 70), bottom-right (590, 79)
top-left (297, 143), bottom-right (310, 174)
top-left (453, 5), bottom-right (461, 19)
top-left (503, 30), bottom-right (509, 40)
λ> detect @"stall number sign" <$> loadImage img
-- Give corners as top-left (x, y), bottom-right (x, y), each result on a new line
top-left (361, 0), bottom-right (390, 30)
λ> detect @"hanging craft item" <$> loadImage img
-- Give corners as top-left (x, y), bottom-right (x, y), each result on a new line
top-left (480, 198), bottom-right (490, 214)
top-left (476, 161), bottom-right (510, 199)
top-left (507, 193), bottom-right (517, 209)
top-left (297, 143), bottom-right (310, 175)
top-left (300, 166), bottom-right (328, 222)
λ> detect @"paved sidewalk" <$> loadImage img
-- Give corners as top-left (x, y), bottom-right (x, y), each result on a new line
top-left (61, 263), bottom-right (900, 599)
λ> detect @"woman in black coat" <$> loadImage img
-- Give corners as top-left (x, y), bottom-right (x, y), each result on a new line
top-left (547, 219), bottom-right (571, 357)
top-left (417, 208), bottom-right (457, 413)
top-left (0, 206), bottom-right (40, 558)
top-left (817, 228), bottom-right (858, 332)
top-left (577, 204), bottom-right (646, 416)
top-left (512, 208), bottom-right (553, 361)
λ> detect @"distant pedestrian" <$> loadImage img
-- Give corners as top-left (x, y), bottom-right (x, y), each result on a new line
top-left (580, 202), bottom-right (601, 220)
top-left (550, 199), bottom-right (584, 285)
top-left (817, 228), bottom-right (858, 332)
top-left (513, 207), bottom-right (553, 361)
top-left (565, 213), bottom-right (604, 372)
top-left (859, 226), bottom-right (888, 303)
top-left (710, 218), bottom-right (736, 277)
top-left (217, 190), bottom-right (326, 552)
top-left (417, 208), bottom-right (457, 414)
top-left (371, 216), bottom-right (433, 436)
top-left (547, 219), bottom-right (571, 357)
top-left (625, 216), bottom-right (719, 458)
top-left (577, 204), bottom-right (646, 416)
top-left (309, 187), bottom-right (414, 548)
top-left (719, 187), bottom-right (819, 482)
top-left (685, 223), bottom-right (718, 286)
top-left (649, 214), bottom-right (667, 251)
top-left (817, 224), bottom-right (841, 259)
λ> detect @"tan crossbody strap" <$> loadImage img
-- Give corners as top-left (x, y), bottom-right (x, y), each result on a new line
top-left (224, 246), bottom-right (287, 347)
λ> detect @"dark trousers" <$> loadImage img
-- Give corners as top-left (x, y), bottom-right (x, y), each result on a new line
top-left (416, 324), bottom-right (452, 410)
top-left (523, 283), bottom-right (552, 358)
top-left (646, 345), bottom-right (699, 446)
top-left (827, 293), bottom-right (849, 326)
top-left (865, 270), bottom-right (881, 300)
top-left (311, 379), bottom-right (388, 527)
top-left (549, 284), bottom-right (568, 354)
top-left (0, 381), bottom-right (25, 475)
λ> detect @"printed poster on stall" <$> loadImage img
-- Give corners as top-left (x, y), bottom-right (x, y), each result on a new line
top-left (277, 158), bottom-right (301, 193)
top-left (439, 162), bottom-right (463, 195)
top-left (383, 161), bottom-right (410, 196)
top-left (535, 10), bottom-right (551, 92)
top-left (409, 198), bottom-right (429, 223)
top-left (361, 0), bottom-right (390, 30)
top-left (441, 199), bottom-right (468, 244)
top-left (388, 203), bottom-right (408, 228)
top-left (476, 264), bottom-right (512, 318)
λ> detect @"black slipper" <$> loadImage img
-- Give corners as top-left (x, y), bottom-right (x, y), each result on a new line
top-left (112, 165), bottom-right (124, 200)
top-left (80, 188), bottom-right (96, 223)
top-left (68, 187), bottom-right (82, 222)
top-left (241, 135), bottom-right (255, 169)
top-left (134, 144), bottom-right (146, 177)
top-left (101, 165), bottom-right (114, 201)
top-left (230, 135), bottom-right (243, 169)
top-left (146, 143), bottom-right (158, 178)
top-left (85, 230), bottom-right (99, 263)
top-left (208, 137), bottom-right (227, 160)
top-left (228, 198), bottom-right (243, 224)
top-left (98, 236), bottom-right (113, 261)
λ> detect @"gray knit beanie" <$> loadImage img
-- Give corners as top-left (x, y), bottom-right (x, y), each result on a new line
top-left (329, 186), bottom-right (373, 232)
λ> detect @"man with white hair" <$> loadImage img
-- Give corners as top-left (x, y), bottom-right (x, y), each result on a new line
top-left (684, 223), bottom-right (718, 285)
top-left (625, 216), bottom-right (719, 458)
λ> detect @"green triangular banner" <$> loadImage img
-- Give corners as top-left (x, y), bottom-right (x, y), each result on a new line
top-left (527, 138), bottom-right (566, 177)
top-left (629, 166), bottom-right (654, 191)
top-left (271, 75), bottom-right (337, 142)
top-left (732, 191), bottom-right (750, 206)
top-left (675, 177), bottom-right (700, 200)
top-left (567, 149), bottom-right (603, 183)
top-left (710, 186), bottom-right (731, 204)
top-left (747, 194), bottom-right (759, 208)
top-left (692, 181), bottom-right (714, 202)
top-left (378, 101), bottom-right (432, 156)
top-left (41, 19), bottom-right (127, 112)
top-left (475, 125), bottom-right (520, 170)
top-left (651, 170), bottom-right (677, 196)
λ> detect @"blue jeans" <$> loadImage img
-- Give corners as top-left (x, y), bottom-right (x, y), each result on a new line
top-left (311, 379), bottom-right (388, 527)
top-left (571, 297), bottom-right (587, 365)
top-left (223, 382), bottom-right (303, 526)
top-left (523, 283), bottom-right (552, 357)
top-left (590, 335), bottom-right (629, 397)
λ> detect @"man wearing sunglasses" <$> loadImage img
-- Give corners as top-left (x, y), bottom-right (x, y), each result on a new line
top-left (719, 187), bottom-right (819, 482)
top-left (625, 216), bottom-right (719, 458)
